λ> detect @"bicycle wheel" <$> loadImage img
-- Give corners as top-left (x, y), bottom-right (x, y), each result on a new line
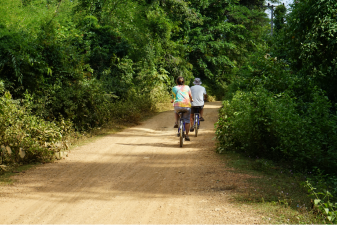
top-left (179, 120), bottom-right (184, 147)
top-left (195, 114), bottom-right (199, 137)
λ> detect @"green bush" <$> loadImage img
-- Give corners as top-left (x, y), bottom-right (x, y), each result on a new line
top-left (216, 87), bottom-right (337, 171)
top-left (27, 79), bottom-right (115, 130)
top-left (26, 78), bottom-right (157, 130)
top-left (0, 91), bottom-right (72, 164)
top-left (0, 77), bottom-right (158, 169)
top-left (110, 92), bottom-right (156, 124)
top-left (305, 181), bottom-right (337, 223)
top-left (216, 88), bottom-right (283, 157)
top-left (227, 54), bottom-right (305, 98)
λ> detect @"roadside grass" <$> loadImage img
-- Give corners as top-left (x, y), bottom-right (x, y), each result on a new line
top-left (0, 102), bottom-right (173, 185)
top-left (0, 125), bottom-right (127, 187)
top-left (156, 102), bottom-right (172, 112)
top-left (67, 103), bottom-right (172, 150)
top-left (220, 151), bottom-right (324, 224)
top-left (0, 164), bottom-right (37, 186)
top-left (206, 95), bottom-right (217, 102)
top-left (0, 125), bottom-right (142, 187)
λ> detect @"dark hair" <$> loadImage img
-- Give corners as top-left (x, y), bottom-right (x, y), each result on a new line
top-left (176, 77), bottom-right (185, 85)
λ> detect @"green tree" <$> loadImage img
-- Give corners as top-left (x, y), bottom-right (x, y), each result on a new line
top-left (274, 4), bottom-right (286, 31)
top-left (281, 0), bottom-right (337, 102)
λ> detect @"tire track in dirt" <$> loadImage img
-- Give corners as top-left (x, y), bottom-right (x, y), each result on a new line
top-left (0, 102), bottom-right (262, 224)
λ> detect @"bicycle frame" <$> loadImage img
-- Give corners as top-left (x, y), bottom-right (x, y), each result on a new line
top-left (192, 107), bottom-right (202, 137)
top-left (177, 112), bottom-right (186, 147)
top-left (178, 113), bottom-right (185, 134)
top-left (193, 107), bottom-right (201, 128)
top-left (194, 113), bottom-right (200, 128)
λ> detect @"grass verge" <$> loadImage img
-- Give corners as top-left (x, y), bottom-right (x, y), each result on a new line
top-left (0, 102), bottom-right (173, 185)
top-left (219, 151), bottom-right (325, 224)
top-left (0, 164), bottom-right (37, 186)
top-left (66, 103), bottom-right (172, 150)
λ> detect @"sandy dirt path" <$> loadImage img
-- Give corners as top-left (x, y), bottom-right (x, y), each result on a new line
top-left (0, 102), bottom-right (261, 224)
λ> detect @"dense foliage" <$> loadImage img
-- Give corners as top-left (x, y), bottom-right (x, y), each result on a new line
top-left (214, 2), bottom-right (337, 221)
top-left (0, 82), bottom-right (72, 163)
top-left (215, 0), bottom-right (337, 210)
top-left (0, 0), bottom-right (272, 165)
top-left (217, 56), bottom-right (337, 172)
top-left (281, 0), bottom-right (337, 102)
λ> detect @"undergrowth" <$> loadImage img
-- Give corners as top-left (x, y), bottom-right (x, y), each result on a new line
top-left (221, 151), bottom-right (325, 224)
top-left (0, 164), bottom-right (37, 186)
top-left (0, 83), bottom-right (170, 174)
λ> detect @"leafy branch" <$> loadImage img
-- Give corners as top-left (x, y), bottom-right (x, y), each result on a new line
top-left (305, 181), bottom-right (337, 223)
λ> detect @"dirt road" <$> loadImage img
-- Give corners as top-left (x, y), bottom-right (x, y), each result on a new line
top-left (0, 102), bottom-right (261, 224)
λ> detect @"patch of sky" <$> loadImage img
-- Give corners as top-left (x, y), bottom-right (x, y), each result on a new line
top-left (265, 0), bottom-right (293, 18)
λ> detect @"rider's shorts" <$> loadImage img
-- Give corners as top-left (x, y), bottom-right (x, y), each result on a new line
top-left (174, 107), bottom-right (191, 124)
top-left (191, 105), bottom-right (204, 114)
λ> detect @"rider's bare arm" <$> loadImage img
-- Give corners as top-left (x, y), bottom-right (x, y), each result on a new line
top-left (189, 93), bottom-right (193, 102)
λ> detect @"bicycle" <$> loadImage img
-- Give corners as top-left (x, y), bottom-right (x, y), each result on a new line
top-left (192, 106), bottom-right (202, 137)
top-left (177, 110), bottom-right (187, 147)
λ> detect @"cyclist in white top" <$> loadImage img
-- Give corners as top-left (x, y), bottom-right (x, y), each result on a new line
top-left (190, 78), bottom-right (207, 131)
